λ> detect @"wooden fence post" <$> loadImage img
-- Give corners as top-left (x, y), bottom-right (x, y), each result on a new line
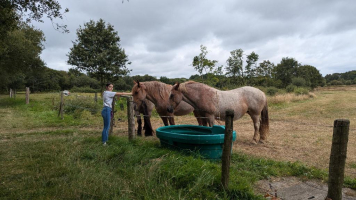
top-left (109, 97), bottom-right (116, 135)
top-left (94, 92), bottom-right (97, 102)
top-left (9, 88), bottom-right (12, 98)
top-left (326, 119), bottom-right (350, 200)
top-left (58, 91), bottom-right (64, 119)
top-left (26, 87), bottom-right (30, 104)
top-left (221, 109), bottom-right (234, 190)
top-left (126, 96), bottom-right (135, 141)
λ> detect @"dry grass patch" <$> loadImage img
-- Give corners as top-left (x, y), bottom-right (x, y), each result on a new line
top-left (267, 92), bottom-right (316, 104)
top-left (130, 86), bottom-right (356, 178)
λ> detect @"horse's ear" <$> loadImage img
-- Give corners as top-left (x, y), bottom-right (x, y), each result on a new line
top-left (174, 82), bottom-right (180, 90)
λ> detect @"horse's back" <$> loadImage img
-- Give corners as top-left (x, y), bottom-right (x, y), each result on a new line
top-left (217, 86), bottom-right (266, 119)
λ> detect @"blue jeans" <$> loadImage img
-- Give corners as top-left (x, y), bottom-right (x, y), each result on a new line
top-left (101, 106), bottom-right (111, 143)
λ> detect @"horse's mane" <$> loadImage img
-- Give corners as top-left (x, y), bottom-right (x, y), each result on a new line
top-left (142, 81), bottom-right (171, 100)
top-left (178, 81), bottom-right (195, 94)
top-left (178, 81), bottom-right (213, 94)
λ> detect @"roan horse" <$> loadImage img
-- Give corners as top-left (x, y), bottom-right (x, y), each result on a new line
top-left (132, 81), bottom-right (205, 126)
top-left (167, 81), bottom-right (269, 144)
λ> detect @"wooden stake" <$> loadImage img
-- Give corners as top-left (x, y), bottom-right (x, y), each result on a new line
top-left (221, 109), bottom-right (234, 189)
top-left (326, 119), bottom-right (350, 200)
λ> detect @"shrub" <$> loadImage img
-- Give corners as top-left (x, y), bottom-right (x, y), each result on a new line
top-left (329, 80), bottom-right (343, 85)
top-left (294, 87), bottom-right (309, 95)
top-left (266, 87), bottom-right (279, 96)
top-left (64, 96), bottom-right (100, 115)
top-left (292, 77), bottom-right (307, 87)
top-left (70, 86), bottom-right (99, 93)
top-left (345, 80), bottom-right (353, 85)
top-left (286, 84), bottom-right (296, 93)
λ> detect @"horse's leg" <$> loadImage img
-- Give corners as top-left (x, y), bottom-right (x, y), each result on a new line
top-left (141, 100), bottom-right (153, 136)
top-left (143, 115), bottom-right (153, 136)
top-left (259, 104), bottom-right (269, 143)
top-left (161, 116), bottom-right (169, 126)
top-left (168, 115), bottom-right (175, 125)
top-left (207, 114), bottom-right (215, 127)
top-left (193, 110), bottom-right (203, 126)
top-left (136, 115), bottom-right (142, 136)
top-left (249, 113), bottom-right (261, 144)
top-left (202, 118), bottom-right (208, 126)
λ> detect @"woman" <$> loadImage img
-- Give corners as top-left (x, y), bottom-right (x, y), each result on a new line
top-left (102, 83), bottom-right (131, 145)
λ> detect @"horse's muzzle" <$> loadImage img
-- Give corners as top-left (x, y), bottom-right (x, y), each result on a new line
top-left (167, 106), bottom-right (174, 113)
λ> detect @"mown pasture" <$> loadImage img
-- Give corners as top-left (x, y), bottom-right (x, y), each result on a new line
top-left (0, 86), bottom-right (355, 199)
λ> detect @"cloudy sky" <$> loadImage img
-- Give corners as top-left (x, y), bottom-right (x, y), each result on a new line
top-left (33, 0), bottom-right (356, 78)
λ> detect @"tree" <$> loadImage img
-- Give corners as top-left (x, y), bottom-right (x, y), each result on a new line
top-left (225, 49), bottom-right (258, 85)
top-left (273, 57), bottom-right (300, 88)
top-left (255, 60), bottom-right (275, 87)
top-left (1, 0), bottom-right (66, 92)
top-left (0, 0), bottom-right (69, 33)
top-left (256, 60), bottom-right (274, 77)
top-left (0, 23), bottom-right (45, 91)
top-left (225, 49), bottom-right (243, 84)
top-left (67, 19), bottom-right (131, 90)
top-left (296, 65), bottom-right (324, 89)
top-left (245, 51), bottom-right (259, 79)
top-left (192, 45), bottom-right (217, 80)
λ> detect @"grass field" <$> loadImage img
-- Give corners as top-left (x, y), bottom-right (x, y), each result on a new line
top-left (0, 87), bottom-right (355, 199)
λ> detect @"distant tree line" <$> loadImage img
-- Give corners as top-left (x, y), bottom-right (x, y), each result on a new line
top-left (324, 70), bottom-right (356, 85)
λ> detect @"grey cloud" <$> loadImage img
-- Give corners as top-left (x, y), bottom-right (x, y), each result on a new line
top-left (31, 0), bottom-right (356, 78)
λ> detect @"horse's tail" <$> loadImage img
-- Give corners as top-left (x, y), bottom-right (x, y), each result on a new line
top-left (259, 101), bottom-right (269, 141)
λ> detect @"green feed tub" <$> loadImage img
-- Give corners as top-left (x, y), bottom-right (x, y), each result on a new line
top-left (156, 125), bottom-right (236, 159)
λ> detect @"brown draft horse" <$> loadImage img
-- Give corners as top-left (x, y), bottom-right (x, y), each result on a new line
top-left (132, 81), bottom-right (205, 126)
top-left (167, 81), bottom-right (269, 144)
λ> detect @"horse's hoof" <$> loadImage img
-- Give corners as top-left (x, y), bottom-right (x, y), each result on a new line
top-left (259, 140), bottom-right (267, 144)
top-left (251, 140), bottom-right (258, 145)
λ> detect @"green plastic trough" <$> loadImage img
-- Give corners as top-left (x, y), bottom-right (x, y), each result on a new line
top-left (156, 125), bottom-right (236, 160)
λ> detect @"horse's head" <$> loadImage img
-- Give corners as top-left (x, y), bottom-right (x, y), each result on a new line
top-left (167, 82), bottom-right (184, 113)
top-left (132, 80), bottom-right (147, 110)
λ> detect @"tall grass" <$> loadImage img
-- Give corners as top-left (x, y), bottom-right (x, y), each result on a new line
top-left (267, 92), bottom-right (316, 105)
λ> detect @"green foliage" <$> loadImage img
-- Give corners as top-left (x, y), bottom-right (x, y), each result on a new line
top-left (329, 80), bottom-right (343, 85)
top-left (67, 19), bottom-right (131, 88)
top-left (266, 87), bottom-right (279, 96)
top-left (273, 57), bottom-right (300, 88)
top-left (64, 95), bottom-right (100, 115)
top-left (345, 80), bottom-right (353, 85)
top-left (245, 51), bottom-right (259, 81)
top-left (0, 23), bottom-right (45, 91)
top-left (286, 84), bottom-right (296, 93)
top-left (292, 77), bottom-right (307, 87)
top-left (225, 49), bottom-right (244, 83)
top-left (294, 87), bottom-right (310, 95)
top-left (70, 86), bottom-right (98, 93)
top-left (192, 45), bottom-right (218, 80)
top-left (71, 75), bottom-right (100, 89)
top-left (325, 70), bottom-right (356, 85)
top-left (2, 0), bottom-right (69, 32)
top-left (296, 65), bottom-right (324, 89)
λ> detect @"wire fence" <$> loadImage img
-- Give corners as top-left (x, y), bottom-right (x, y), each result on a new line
top-left (6, 90), bottom-right (356, 178)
